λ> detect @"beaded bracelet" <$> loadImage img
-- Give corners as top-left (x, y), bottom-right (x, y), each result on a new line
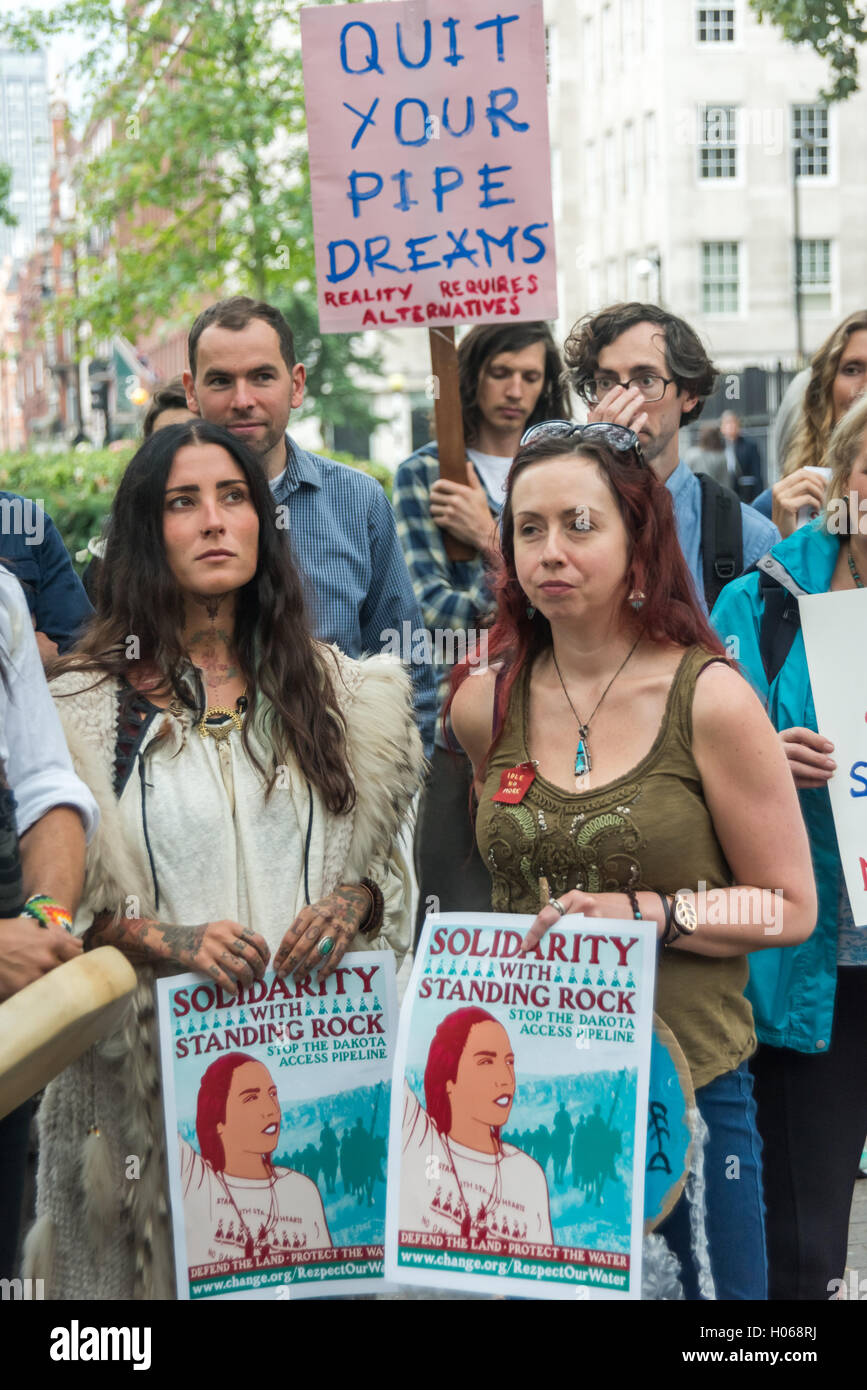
top-left (358, 877), bottom-right (384, 939)
top-left (624, 887), bottom-right (643, 920)
top-left (23, 893), bottom-right (73, 933)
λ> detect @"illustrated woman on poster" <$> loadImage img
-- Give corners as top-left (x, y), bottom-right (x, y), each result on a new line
top-left (180, 1052), bottom-right (333, 1269)
top-left (401, 1007), bottom-right (553, 1247)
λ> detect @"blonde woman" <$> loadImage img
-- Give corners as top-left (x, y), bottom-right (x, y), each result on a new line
top-left (712, 391), bottom-right (867, 1299)
top-left (754, 309), bottom-right (867, 534)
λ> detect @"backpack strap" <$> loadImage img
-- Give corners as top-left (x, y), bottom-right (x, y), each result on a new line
top-left (698, 473), bottom-right (744, 611)
top-left (753, 552), bottom-right (806, 687)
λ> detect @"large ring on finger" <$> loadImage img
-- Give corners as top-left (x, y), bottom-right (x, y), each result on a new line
top-left (318, 937), bottom-right (335, 957)
top-left (548, 898), bottom-right (566, 917)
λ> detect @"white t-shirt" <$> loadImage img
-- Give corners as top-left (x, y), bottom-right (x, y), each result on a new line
top-left (0, 565), bottom-right (97, 839)
top-left (180, 1138), bottom-right (333, 1271)
top-left (466, 448), bottom-right (513, 506)
top-left (400, 1083), bottom-right (553, 1247)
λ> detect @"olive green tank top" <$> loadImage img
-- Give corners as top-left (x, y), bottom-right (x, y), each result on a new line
top-left (475, 646), bottom-right (756, 1090)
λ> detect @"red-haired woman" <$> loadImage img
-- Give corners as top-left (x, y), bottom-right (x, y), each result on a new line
top-left (401, 1006), bottom-right (552, 1247)
top-left (449, 423), bottom-right (817, 1301)
top-left (181, 1053), bottom-right (331, 1270)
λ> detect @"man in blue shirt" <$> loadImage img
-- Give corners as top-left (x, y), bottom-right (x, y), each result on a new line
top-left (182, 297), bottom-right (436, 754)
top-left (0, 492), bottom-right (92, 657)
top-left (564, 303), bottom-right (779, 610)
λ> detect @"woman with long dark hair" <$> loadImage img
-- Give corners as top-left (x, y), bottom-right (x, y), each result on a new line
top-left (449, 423), bottom-right (816, 1300)
top-left (24, 421), bottom-right (422, 1299)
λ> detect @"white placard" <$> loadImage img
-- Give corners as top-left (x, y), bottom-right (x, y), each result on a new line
top-left (385, 912), bottom-right (656, 1299)
top-left (799, 588), bottom-right (867, 926)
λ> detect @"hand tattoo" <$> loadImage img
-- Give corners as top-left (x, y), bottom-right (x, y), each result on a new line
top-left (89, 913), bottom-right (208, 965)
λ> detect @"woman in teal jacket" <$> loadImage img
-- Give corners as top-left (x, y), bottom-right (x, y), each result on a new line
top-left (711, 392), bottom-right (867, 1301)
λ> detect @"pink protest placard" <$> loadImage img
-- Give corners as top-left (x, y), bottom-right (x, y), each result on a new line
top-left (300, 0), bottom-right (558, 333)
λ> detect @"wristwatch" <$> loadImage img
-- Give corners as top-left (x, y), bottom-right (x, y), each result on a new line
top-left (670, 891), bottom-right (698, 938)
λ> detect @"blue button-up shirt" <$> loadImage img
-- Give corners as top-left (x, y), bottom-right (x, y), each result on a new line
top-left (0, 492), bottom-right (92, 651)
top-left (270, 437), bottom-right (436, 755)
top-left (666, 461), bottom-right (780, 613)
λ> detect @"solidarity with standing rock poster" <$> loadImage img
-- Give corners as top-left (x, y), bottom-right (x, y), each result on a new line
top-left (157, 952), bottom-right (396, 1299)
top-left (386, 913), bottom-right (657, 1299)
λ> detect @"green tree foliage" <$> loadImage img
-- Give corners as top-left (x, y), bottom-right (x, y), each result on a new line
top-left (0, 0), bottom-right (382, 438)
top-left (0, 163), bottom-right (16, 227)
top-left (751, 1), bottom-right (867, 101)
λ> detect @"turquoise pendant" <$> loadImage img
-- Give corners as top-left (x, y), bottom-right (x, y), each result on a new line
top-left (574, 730), bottom-right (591, 777)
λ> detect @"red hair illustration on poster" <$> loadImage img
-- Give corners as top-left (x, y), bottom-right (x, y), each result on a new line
top-left (180, 1053), bottom-right (333, 1270)
top-left (401, 1008), bottom-right (553, 1248)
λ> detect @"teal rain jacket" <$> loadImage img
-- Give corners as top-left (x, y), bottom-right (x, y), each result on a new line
top-left (711, 521), bottom-right (843, 1054)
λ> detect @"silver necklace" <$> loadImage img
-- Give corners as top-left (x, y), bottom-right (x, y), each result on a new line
top-left (551, 638), bottom-right (641, 776)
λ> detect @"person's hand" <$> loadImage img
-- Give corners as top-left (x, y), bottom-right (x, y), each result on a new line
top-left (0, 916), bottom-right (82, 1002)
top-left (779, 727), bottom-right (836, 789)
top-left (771, 468), bottom-right (828, 539)
top-left (429, 462), bottom-right (497, 552)
top-left (273, 884), bottom-right (370, 981)
top-left (181, 920), bottom-right (270, 992)
top-left (586, 385), bottom-right (649, 435)
top-left (521, 889), bottom-right (615, 955)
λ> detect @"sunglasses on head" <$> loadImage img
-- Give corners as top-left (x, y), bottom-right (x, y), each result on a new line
top-left (519, 419), bottom-right (645, 463)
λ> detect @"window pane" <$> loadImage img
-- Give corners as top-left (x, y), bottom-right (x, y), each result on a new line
top-left (792, 104), bottom-right (829, 176)
top-left (699, 105), bottom-right (737, 179)
top-left (696, 8), bottom-right (735, 42)
top-left (701, 241), bottom-right (739, 313)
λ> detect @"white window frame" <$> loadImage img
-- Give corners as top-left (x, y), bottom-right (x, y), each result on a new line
top-left (624, 120), bottom-right (638, 199)
top-left (585, 140), bottom-right (600, 204)
top-left (587, 264), bottom-right (602, 311)
top-left (601, 4), bottom-right (618, 78)
top-left (700, 240), bottom-right (742, 316)
top-left (603, 130), bottom-right (618, 206)
top-left (694, 5), bottom-right (736, 45)
top-left (583, 15), bottom-right (597, 89)
top-left (623, 0), bottom-right (642, 62)
top-left (797, 238), bottom-right (835, 315)
top-left (605, 258), bottom-right (620, 302)
top-left (791, 103), bottom-right (833, 183)
top-left (697, 104), bottom-right (740, 183)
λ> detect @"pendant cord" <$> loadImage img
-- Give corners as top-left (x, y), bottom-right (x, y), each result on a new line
top-left (552, 637), bottom-right (641, 738)
top-left (848, 544), bottom-right (865, 589)
top-left (442, 1131), bottom-right (503, 1234)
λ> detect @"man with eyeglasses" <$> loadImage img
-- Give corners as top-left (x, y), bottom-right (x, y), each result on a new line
top-left (564, 303), bottom-right (778, 612)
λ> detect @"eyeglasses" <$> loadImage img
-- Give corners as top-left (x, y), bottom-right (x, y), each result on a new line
top-left (520, 419), bottom-right (645, 462)
top-left (578, 373), bottom-right (675, 404)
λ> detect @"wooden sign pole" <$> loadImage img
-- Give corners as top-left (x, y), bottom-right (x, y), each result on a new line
top-left (428, 326), bottom-right (476, 562)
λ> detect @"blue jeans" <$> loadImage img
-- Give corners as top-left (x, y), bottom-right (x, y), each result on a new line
top-left (657, 1060), bottom-right (767, 1300)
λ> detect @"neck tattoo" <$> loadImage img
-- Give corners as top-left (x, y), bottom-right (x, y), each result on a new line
top-left (552, 638), bottom-right (642, 777)
top-left (193, 594), bottom-right (224, 621)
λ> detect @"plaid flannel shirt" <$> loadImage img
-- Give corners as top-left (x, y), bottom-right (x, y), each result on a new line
top-left (392, 443), bottom-right (500, 741)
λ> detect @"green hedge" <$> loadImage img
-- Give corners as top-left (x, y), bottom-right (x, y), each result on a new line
top-left (0, 445), bottom-right (391, 570)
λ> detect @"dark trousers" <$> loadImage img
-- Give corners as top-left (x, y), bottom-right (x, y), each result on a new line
top-left (750, 966), bottom-right (867, 1301)
top-left (0, 1099), bottom-right (33, 1279)
top-left (414, 746), bottom-right (492, 945)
